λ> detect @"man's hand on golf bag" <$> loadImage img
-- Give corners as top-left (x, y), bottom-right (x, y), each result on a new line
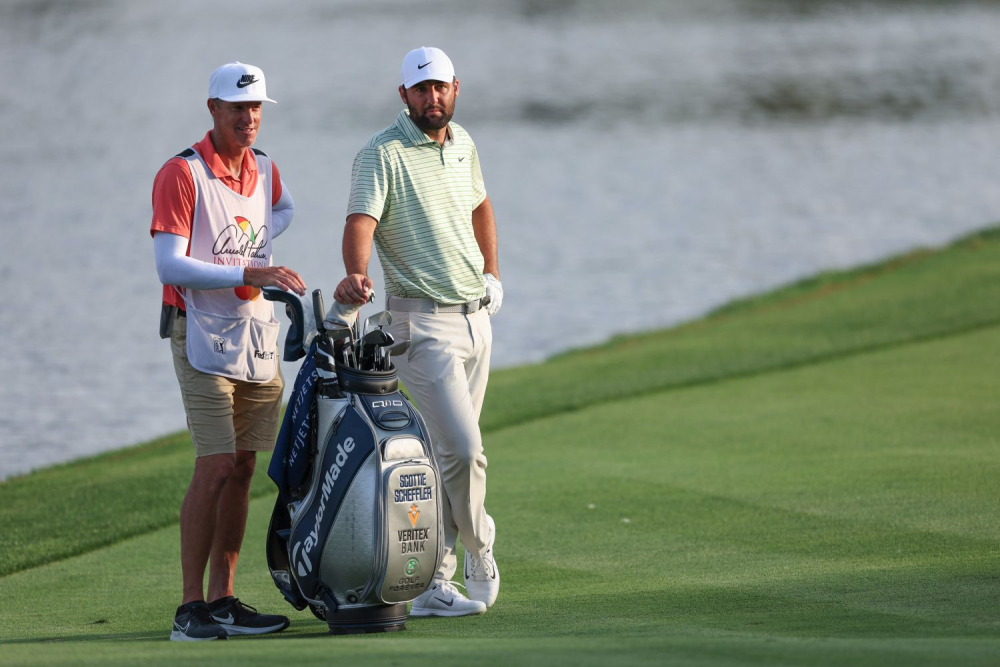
top-left (335, 273), bottom-right (374, 305)
top-left (244, 265), bottom-right (307, 296)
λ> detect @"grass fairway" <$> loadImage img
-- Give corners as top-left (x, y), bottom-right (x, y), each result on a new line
top-left (3, 231), bottom-right (1000, 665)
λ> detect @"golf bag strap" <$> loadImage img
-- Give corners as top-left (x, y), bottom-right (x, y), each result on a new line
top-left (318, 586), bottom-right (338, 614)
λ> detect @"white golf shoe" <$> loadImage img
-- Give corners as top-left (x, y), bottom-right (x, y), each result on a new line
top-left (409, 580), bottom-right (487, 617)
top-left (464, 515), bottom-right (499, 607)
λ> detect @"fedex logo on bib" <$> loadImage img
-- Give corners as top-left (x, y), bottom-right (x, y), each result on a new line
top-left (211, 216), bottom-right (270, 300)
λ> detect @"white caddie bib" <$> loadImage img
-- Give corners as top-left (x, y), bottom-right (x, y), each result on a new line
top-left (179, 148), bottom-right (279, 383)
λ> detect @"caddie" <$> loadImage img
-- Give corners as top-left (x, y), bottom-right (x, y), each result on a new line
top-left (151, 61), bottom-right (306, 641)
top-left (334, 46), bottom-right (503, 617)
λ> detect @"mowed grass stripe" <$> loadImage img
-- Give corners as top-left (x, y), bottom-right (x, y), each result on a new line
top-left (1, 638), bottom-right (997, 667)
top-left (1, 325), bottom-right (998, 664)
top-left (2, 227), bottom-right (1000, 578)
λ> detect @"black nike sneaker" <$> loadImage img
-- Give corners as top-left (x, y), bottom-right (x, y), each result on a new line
top-left (208, 597), bottom-right (290, 636)
top-left (170, 601), bottom-right (228, 642)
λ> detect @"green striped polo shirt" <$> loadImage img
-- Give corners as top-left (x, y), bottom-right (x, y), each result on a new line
top-left (348, 109), bottom-right (488, 305)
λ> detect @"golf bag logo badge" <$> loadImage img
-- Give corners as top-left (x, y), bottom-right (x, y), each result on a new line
top-left (213, 336), bottom-right (226, 354)
top-left (408, 503), bottom-right (420, 527)
top-left (405, 558), bottom-right (420, 576)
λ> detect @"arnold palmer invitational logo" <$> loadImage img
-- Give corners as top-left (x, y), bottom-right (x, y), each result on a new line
top-left (212, 216), bottom-right (269, 300)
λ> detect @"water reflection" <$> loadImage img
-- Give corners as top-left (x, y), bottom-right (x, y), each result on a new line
top-left (518, 67), bottom-right (990, 125)
top-left (2, 0), bottom-right (105, 17)
top-left (736, 68), bottom-right (989, 121)
top-left (3, 0), bottom-right (1000, 478)
top-left (519, 0), bottom-right (581, 18)
top-left (741, 0), bottom-right (1000, 18)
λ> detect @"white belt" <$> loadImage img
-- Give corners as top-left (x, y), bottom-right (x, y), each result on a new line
top-left (387, 295), bottom-right (487, 314)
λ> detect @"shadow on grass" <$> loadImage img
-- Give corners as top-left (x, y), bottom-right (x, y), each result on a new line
top-left (0, 630), bottom-right (169, 645)
top-left (0, 627), bottom-right (333, 645)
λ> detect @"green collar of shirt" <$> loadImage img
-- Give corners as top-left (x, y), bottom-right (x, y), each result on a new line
top-left (395, 109), bottom-right (454, 147)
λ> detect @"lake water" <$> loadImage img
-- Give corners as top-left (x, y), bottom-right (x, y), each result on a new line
top-left (3, 0), bottom-right (1000, 480)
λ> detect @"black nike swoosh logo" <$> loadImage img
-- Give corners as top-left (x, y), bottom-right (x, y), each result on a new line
top-left (434, 597), bottom-right (454, 606)
top-left (236, 76), bottom-right (258, 89)
top-left (458, 157), bottom-right (465, 162)
top-left (417, 62), bottom-right (432, 70)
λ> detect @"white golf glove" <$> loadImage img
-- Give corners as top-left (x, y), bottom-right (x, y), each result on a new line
top-left (484, 273), bottom-right (503, 317)
top-left (323, 288), bottom-right (374, 330)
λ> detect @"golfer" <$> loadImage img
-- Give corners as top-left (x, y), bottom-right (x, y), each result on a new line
top-left (335, 46), bottom-right (503, 617)
top-left (151, 61), bottom-right (306, 641)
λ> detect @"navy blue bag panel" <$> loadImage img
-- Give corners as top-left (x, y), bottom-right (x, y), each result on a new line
top-left (265, 498), bottom-right (308, 610)
top-left (286, 406), bottom-right (376, 599)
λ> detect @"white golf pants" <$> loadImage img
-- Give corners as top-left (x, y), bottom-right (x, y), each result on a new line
top-left (387, 307), bottom-right (493, 583)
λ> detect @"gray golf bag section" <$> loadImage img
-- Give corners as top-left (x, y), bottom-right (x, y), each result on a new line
top-left (262, 287), bottom-right (443, 634)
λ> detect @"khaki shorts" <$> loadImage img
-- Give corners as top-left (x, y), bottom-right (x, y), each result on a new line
top-left (171, 315), bottom-right (283, 457)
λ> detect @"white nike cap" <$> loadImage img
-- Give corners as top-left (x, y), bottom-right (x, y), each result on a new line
top-left (401, 47), bottom-right (455, 89)
top-left (208, 62), bottom-right (276, 104)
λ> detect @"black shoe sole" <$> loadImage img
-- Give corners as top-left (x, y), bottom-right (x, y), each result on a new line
top-left (170, 629), bottom-right (228, 642)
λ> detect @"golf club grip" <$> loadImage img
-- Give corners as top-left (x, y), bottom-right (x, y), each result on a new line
top-left (312, 289), bottom-right (325, 334)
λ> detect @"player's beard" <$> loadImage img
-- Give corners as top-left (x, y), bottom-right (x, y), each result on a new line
top-left (407, 100), bottom-right (454, 132)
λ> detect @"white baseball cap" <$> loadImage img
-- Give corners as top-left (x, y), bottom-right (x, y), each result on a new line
top-left (208, 62), bottom-right (276, 103)
top-left (400, 47), bottom-right (455, 89)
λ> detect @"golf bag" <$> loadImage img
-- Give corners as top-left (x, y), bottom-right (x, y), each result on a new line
top-left (262, 287), bottom-right (443, 634)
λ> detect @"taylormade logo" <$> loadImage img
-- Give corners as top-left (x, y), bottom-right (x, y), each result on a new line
top-left (291, 437), bottom-right (356, 577)
top-left (290, 540), bottom-right (312, 578)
